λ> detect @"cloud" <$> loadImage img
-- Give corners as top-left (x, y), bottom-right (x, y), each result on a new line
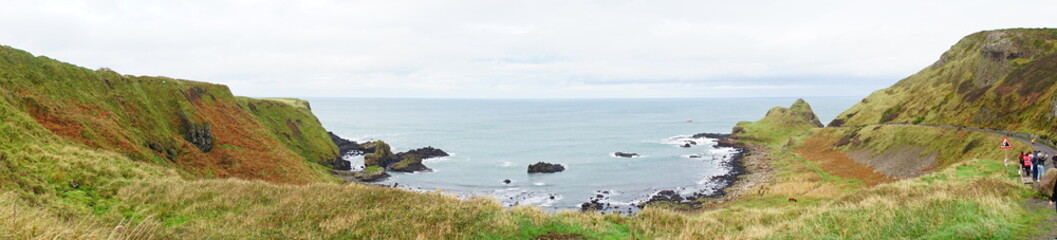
top-left (0, 0), bottom-right (1054, 98)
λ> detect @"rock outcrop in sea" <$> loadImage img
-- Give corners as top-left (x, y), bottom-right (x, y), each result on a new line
top-left (395, 146), bottom-right (449, 160)
top-left (528, 162), bottom-right (565, 173)
top-left (327, 137), bottom-right (446, 174)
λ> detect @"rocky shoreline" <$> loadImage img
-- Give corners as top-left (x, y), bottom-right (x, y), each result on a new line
top-left (661, 135), bottom-right (774, 209)
top-left (581, 132), bottom-right (773, 213)
top-left (635, 133), bottom-right (750, 208)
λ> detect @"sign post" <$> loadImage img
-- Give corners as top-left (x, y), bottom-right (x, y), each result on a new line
top-left (1001, 137), bottom-right (1013, 167)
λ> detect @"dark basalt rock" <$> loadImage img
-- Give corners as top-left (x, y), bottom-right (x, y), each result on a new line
top-left (503, 179), bottom-right (512, 184)
top-left (329, 157), bottom-right (352, 171)
top-left (646, 190), bottom-right (684, 202)
top-left (389, 156), bottom-right (432, 172)
top-left (613, 152), bottom-right (639, 158)
top-left (580, 200), bottom-right (604, 211)
top-left (680, 143), bottom-right (692, 148)
top-left (329, 132), bottom-right (366, 155)
top-left (528, 162), bottom-right (565, 173)
top-left (395, 146), bottom-right (449, 160)
top-left (178, 112), bottom-right (214, 153)
top-left (327, 132), bottom-right (366, 170)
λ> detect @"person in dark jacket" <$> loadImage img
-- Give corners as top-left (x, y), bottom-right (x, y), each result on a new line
top-left (1033, 152), bottom-right (1041, 182)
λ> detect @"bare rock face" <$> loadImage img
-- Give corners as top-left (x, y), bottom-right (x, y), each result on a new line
top-left (178, 112), bottom-right (214, 153)
top-left (528, 162), bottom-right (565, 173)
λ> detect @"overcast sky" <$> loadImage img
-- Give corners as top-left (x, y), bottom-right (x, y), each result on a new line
top-left (1, 1), bottom-right (1054, 98)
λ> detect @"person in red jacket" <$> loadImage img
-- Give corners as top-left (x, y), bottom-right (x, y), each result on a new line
top-left (1024, 153), bottom-right (1033, 179)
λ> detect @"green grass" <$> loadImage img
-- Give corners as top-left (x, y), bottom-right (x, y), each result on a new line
top-left (832, 28), bottom-right (1057, 138)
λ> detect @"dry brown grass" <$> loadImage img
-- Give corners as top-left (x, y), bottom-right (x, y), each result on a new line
top-left (0, 192), bottom-right (159, 240)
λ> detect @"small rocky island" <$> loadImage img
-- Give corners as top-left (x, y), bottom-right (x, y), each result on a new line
top-left (527, 162), bottom-right (565, 173)
top-left (613, 152), bottom-right (639, 158)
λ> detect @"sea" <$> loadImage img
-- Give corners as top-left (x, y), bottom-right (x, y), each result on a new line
top-left (307, 97), bottom-right (860, 212)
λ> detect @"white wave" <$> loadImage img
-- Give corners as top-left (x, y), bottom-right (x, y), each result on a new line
top-left (423, 156), bottom-right (452, 163)
top-left (532, 182), bottom-right (546, 186)
top-left (659, 135), bottom-right (719, 147)
top-left (499, 161), bottom-right (518, 167)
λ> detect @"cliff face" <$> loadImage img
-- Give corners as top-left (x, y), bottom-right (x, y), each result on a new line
top-left (0, 46), bottom-right (338, 184)
top-left (830, 29), bottom-right (1057, 137)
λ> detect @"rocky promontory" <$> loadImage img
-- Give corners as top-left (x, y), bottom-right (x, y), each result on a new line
top-left (395, 146), bottom-right (449, 160)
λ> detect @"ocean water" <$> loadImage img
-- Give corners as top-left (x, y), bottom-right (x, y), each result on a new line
top-left (308, 97), bottom-right (859, 211)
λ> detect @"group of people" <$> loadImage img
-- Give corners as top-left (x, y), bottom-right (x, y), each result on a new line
top-left (1019, 151), bottom-right (1055, 182)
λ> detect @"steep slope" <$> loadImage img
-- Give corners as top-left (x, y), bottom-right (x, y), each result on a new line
top-left (831, 28), bottom-right (1057, 138)
top-left (733, 98), bottom-right (824, 142)
top-left (0, 46), bottom-right (337, 184)
top-left (236, 97), bottom-right (345, 170)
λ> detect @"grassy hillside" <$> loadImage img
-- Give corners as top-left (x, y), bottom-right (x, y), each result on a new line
top-left (831, 28), bottom-right (1057, 138)
top-left (0, 45), bottom-right (336, 184)
top-left (236, 97), bottom-right (341, 169)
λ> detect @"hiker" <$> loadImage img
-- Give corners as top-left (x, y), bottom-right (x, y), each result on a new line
top-left (1039, 153), bottom-right (1048, 182)
top-left (1052, 153), bottom-right (1057, 168)
top-left (1032, 152), bottom-right (1041, 182)
top-left (1024, 153), bottom-right (1033, 179)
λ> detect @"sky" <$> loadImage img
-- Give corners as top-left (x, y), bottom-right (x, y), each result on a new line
top-left (0, 1), bottom-right (1054, 98)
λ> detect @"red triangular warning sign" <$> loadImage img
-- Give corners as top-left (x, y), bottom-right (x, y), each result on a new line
top-left (1000, 137), bottom-right (1013, 149)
